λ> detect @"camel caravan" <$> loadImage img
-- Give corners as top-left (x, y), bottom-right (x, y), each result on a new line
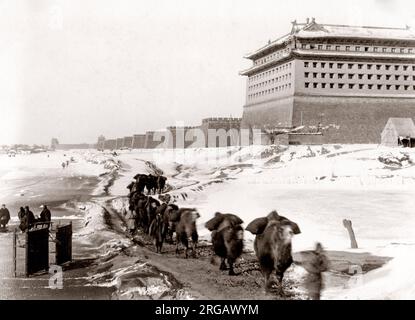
top-left (125, 173), bottom-right (328, 298)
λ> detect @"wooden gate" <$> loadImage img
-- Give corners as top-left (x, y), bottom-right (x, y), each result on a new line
top-left (25, 223), bottom-right (50, 276)
top-left (56, 222), bottom-right (72, 265)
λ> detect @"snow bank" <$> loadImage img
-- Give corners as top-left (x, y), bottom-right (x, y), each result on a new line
top-left (324, 246), bottom-right (415, 300)
top-left (86, 262), bottom-right (181, 300)
top-left (73, 201), bottom-right (132, 258)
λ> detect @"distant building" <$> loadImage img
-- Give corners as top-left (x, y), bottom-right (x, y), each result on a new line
top-left (240, 19), bottom-right (415, 144)
top-left (381, 117), bottom-right (415, 147)
top-left (97, 135), bottom-right (106, 150)
top-left (55, 143), bottom-right (96, 150)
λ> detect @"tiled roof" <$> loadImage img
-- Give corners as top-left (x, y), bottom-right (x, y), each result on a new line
top-left (244, 20), bottom-right (415, 59)
top-left (296, 23), bottom-right (415, 41)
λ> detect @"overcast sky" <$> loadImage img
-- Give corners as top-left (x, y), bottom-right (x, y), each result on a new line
top-left (1, 0), bottom-right (415, 145)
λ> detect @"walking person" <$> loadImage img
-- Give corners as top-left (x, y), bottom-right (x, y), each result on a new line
top-left (301, 243), bottom-right (329, 300)
top-left (125, 209), bottom-right (137, 236)
top-left (0, 204), bottom-right (10, 229)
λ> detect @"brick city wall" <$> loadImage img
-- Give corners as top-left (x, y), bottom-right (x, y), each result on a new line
top-left (132, 134), bottom-right (146, 149)
top-left (103, 139), bottom-right (117, 150)
top-left (165, 127), bottom-right (201, 148)
top-left (115, 138), bottom-right (123, 149)
top-left (122, 136), bottom-right (133, 148)
top-left (288, 133), bottom-right (324, 145)
top-left (292, 95), bottom-right (415, 143)
top-left (241, 96), bottom-right (294, 131)
top-left (144, 131), bottom-right (165, 149)
top-left (200, 118), bottom-right (242, 147)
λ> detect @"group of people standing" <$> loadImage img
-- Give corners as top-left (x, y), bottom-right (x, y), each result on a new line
top-left (16, 205), bottom-right (52, 232)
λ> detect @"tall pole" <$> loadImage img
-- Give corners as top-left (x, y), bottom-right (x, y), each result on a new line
top-left (13, 228), bottom-right (17, 278)
top-left (25, 230), bottom-right (29, 277)
top-left (343, 219), bottom-right (358, 249)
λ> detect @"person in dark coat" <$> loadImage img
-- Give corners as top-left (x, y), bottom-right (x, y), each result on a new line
top-left (18, 207), bottom-right (25, 220)
top-left (24, 206), bottom-right (36, 229)
top-left (18, 207), bottom-right (26, 232)
top-left (0, 204), bottom-right (10, 228)
top-left (39, 205), bottom-right (51, 223)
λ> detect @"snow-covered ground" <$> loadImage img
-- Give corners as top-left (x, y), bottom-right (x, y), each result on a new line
top-left (102, 144), bottom-right (415, 299)
top-left (1, 145), bottom-right (414, 299)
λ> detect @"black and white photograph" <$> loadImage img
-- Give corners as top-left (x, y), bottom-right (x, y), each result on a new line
top-left (1, 0), bottom-right (415, 305)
